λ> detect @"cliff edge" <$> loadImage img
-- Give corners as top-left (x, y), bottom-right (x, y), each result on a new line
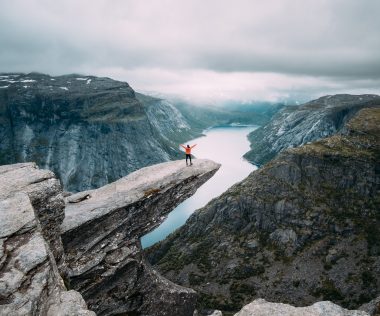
top-left (0, 159), bottom-right (220, 315)
top-left (0, 162), bottom-right (94, 315)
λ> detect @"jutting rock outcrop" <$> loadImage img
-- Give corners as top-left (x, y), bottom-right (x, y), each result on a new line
top-left (148, 108), bottom-right (380, 313)
top-left (0, 163), bottom-right (94, 315)
top-left (0, 159), bottom-right (220, 315)
top-left (61, 159), bottom-right (220, 315)
top-left (0, 72), bottom-right (283, 193)
top-left (244, 94), bottom-right (380, 165)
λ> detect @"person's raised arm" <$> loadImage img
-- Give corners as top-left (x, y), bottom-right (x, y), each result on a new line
top-left (180, 144), bottom-right (186, 149)
top-left (191, 144), bottom-right (197, 148)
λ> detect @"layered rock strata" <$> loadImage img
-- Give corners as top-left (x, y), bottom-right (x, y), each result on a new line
top-left (0, 159), bottom-right (220, 315)
top-left (0, 163), bottom-right (94, 315)
top-left (61, 159), bottom-right (220, 315)
top-left (0, 163), bottom-right (66, 272)
top-left (0, 73), bottom-right (199, 192)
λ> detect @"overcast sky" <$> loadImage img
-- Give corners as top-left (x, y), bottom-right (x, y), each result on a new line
top-left (1, 0), bottom-right (379, 103)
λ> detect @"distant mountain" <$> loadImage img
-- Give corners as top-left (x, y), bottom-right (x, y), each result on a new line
top-left (0, 72), bottom-right (282, 191)
top-left (147, 108), bottom-right (380, 313)
top-left (0, 73), bottom-right (201, 191)
top-left (244, 94), bottom-right (380, 165)
top-left (172, 99), bottom-right (283, 129)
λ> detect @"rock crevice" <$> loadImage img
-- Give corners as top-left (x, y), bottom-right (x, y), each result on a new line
top-left (62, 159), bottom-right (220, 315)
top-left (0, 163), bottom-right (94, 315)
top-left (0, 159), bottom-right (220, 315)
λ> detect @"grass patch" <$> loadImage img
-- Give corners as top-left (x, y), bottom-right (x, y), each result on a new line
top-left (313, 278), bottom-right (343, 301)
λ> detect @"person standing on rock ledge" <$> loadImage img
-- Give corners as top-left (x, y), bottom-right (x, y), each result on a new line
top-left (180, 144), bottom-right (197, 166)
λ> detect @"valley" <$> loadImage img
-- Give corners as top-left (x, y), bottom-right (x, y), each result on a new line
top-left (1, 73), bottom-right (379, 316)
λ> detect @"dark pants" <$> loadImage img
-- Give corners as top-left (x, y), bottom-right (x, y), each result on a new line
top-left (186, 154), bottom-right (192, 164)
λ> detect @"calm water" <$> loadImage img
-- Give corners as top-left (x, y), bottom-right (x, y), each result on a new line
top-left (141, 126), bottom-right (258, 248)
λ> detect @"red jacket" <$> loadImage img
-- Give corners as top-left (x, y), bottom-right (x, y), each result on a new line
top-left (181, 144), bottom-right (197, 154)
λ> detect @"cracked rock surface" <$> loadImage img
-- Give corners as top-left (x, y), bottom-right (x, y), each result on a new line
top-left (62, 159), bottom-right (220, 315)
top-left (0, 159), bottom-right (220, 315)
top-left (0, 163), bottom-right (94, 315)
top-left (234, 299), bottom-right (370, 316)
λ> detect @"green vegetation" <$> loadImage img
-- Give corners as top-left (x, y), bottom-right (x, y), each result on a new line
top-left (292, 280), bottom-right (300, 288)
top-left (366, 223), bottom-right (380, 255)
top-left (151, 107), bottom-right (380, 311)
top-left (232, 264), bottom-right (265, 279)
top-left (313, 278), bottom-right (343, 301)
top-left (229, 281), bottom-right (256, 311)
top-left (230, 281), bottom-right (256, 296)
top-left (197, 293), bottom-right (233, 313)
top-left (188, 272), bottom-right (203, 286)
top-left (361, 270), bottom-right (375, 288)
top-left (156, 247), bottom-right (186, 272)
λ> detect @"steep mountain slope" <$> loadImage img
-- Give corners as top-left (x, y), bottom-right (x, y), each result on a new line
top-left (147, 108), bottom-right (380, 313)
top-left (244, 94), bottom-right (380, 165)
top-left (0, 73), bottom-right (199, 192)
top-left (136, 93), bottom-right (202, 143)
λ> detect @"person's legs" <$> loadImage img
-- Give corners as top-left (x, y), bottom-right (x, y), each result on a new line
top-left (186, 154), bottom-right (189, 165)
top-left (189, 154), bottom-right (192, 165)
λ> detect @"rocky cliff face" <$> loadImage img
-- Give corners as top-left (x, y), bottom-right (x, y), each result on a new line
top-left (62, 159), bottom-right (220, 315)
top-left (147, 108), bottom-right (380, 313)
top-left (244, 94), bottom-right (380, 166)
top-left (0, 163), bottom-right (94, 315)
top-left (136, 93), bottom-right (200, 144)
top-left (0, 159), bottom-right (220, 315)
top-left (0, 73), bottom-right (200, 192)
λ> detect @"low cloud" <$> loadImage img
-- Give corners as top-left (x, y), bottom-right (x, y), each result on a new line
top-left (110, 67), bottom-right (380, 103)
top-left (0, 0), bottom-right (379, 102)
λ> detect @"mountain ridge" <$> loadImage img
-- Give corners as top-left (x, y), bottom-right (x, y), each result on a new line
top-left (0, 72), bottom-right (202, 191)
top-left (0, 72), bottom-right (278, 192)
top-left (147, 107), bottom-right (380, 313)
top-left (244, 94), bottom-right (380, 165)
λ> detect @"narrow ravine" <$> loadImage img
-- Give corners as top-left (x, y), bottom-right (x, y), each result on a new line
top-left (141, 125), bottom-right (258, 248)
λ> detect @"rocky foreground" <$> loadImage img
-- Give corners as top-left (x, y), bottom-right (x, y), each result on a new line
top-left (148, 108), bottom-right (380, 313)
top-left (0, 163), bottom-right (94, 315)
top-left (0, 159), bottom-right (220, 315)
top-left (233, 298), bottom-right (378, 316)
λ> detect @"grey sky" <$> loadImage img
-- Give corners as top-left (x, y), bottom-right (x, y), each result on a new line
top-left (1, 0), bottom-right (379, 102)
